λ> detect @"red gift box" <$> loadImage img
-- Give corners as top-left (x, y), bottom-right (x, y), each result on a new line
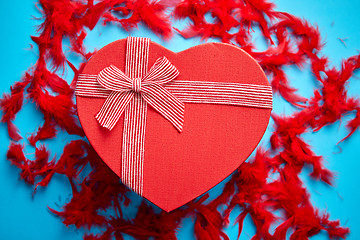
top-left (76, 37), bottom-right (272, 212)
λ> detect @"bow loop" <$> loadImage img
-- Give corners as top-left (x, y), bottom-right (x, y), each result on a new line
top-left (97, 65), bottom-right (132, 92)
top-left (142, 57), bottom-right (179, 85)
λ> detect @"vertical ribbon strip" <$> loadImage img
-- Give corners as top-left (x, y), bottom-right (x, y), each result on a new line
top-left (75, 37), bottom-right (273, 195)
top-left (122, 37), bottom-right (149, 195)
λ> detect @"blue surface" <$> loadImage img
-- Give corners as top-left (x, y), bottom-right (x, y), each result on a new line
top-left (0, 0), bottom-right (359, 239)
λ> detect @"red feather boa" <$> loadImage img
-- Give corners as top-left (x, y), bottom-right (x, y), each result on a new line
top-left (2, 0), bottom-right (358, 239)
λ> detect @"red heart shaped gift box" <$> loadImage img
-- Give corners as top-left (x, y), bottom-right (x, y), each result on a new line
top-left (76, 37), bottom-right (272, 212)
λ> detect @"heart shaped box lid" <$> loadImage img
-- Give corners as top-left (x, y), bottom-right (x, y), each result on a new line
top-left (76, 37), bottom-right (272, 212)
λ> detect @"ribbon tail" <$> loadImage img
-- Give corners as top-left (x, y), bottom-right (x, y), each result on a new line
top-left (95, 91), bottom-right (134, 130)
top-left (142, 84), bottom-right (185, 132)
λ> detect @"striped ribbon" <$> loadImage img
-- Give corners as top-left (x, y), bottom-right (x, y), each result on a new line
top-left (75, 37), bottom-right (273, 195)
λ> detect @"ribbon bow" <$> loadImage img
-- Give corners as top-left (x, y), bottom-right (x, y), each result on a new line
top-left (95, 57), bottom-right (185, 132)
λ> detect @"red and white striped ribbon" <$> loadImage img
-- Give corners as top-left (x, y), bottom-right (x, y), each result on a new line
top-left (75, 37), bottom-right (273, 195)
top-left (76, 78), bottom-right (273, 108)
top-left (122, 37), bottom-right (148, 195)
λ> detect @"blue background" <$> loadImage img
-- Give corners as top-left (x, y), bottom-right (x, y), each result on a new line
top-left (0, 0), bottom-right (359, 239)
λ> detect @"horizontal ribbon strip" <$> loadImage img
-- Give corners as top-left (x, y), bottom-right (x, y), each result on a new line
top-left (75, 37), bottom-right (272, 195)
top-left (76, 76), bottom-right (273, 108)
